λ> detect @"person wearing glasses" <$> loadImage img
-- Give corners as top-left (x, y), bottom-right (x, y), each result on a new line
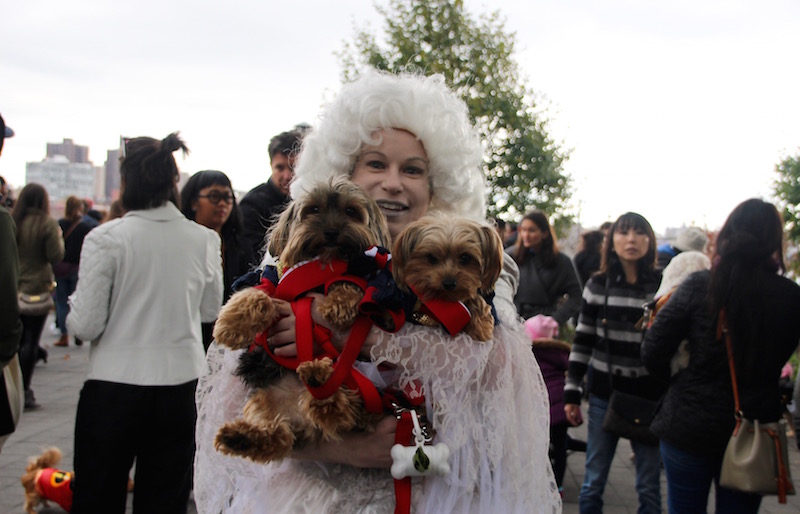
top-left (181, 170), bottom-right (253, 349)
top-left (239, 126), bottom-right (307, 260)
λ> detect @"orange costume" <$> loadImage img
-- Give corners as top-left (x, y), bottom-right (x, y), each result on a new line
top-left (35, 468), bottom-right (74, 512)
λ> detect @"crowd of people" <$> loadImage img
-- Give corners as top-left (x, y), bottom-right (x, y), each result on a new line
top-left (1, 70), bottom-right (799, 514)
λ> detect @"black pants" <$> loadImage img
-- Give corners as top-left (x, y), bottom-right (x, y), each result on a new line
top-left (72, 379), bottom-right (197, 514)
top-left (550, 422), bottom-right (569, 488)
top-left (18, 313), bottom-right (47, 391)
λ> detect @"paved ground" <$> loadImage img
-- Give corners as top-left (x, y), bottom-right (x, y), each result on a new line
top-left (1, 312), bottom-right (798, 513)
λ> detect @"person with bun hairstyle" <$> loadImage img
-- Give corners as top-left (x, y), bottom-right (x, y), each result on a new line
top-left (67, 133), bottom-right (223, 513)
top-left (642, 199), bottom-right (800, 513)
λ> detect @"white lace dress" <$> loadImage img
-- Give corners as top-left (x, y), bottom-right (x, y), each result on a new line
top-left (194, 266), bottom-right (560, 513)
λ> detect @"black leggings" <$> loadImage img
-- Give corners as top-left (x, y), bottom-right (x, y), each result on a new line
top-left (18, 313), bottom-right (47, 391)
top-left (550, 423), bottom-right (569, 488)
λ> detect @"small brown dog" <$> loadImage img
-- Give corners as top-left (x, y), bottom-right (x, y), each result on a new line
top-left (392, 216), bottom-right (504, 341)
top-left (21, 447), bottom-right (73, 514)
top-left (213, 178), bottom-right (391, 463)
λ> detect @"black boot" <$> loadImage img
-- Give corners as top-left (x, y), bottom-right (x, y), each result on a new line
top-left (24, 389), bottom-right (40, 410)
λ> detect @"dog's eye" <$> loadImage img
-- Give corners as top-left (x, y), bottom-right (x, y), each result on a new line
top-left (426, 254), bottom-right (439, 265)
top-left (459, 254), bottom-right (475, 266)
top-left (344, 206), bottom-right (363, 221)
top-left (303, 205), bottom-right (320, 216)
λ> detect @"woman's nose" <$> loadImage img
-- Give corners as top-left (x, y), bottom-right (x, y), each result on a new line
top-left (381, 167), bottom-right (403, 192)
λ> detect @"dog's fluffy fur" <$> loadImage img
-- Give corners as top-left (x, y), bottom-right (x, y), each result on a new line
top-left (392, 216), bottom-right (504, 341)
top-left (213, 178), bottom-right (391, 463)
top-left (21, 447), bottom-right (69, 514)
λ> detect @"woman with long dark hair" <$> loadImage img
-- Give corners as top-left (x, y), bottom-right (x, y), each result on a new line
top-left (180, 170), bottom-right (254, 349)
top-left (509, 210), bottom-right (582, 325)
top-left (67, 133), bottom-right (222, 513)
top-left (564, 212), bottom-right (664, 513)
top-left (642, 198), bottom-right (800, 513)
top-left (12, 183), bottom-right (64, 410)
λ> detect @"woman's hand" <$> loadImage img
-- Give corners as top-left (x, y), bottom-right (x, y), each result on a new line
top-left (564, 403), bottom-right (583, 426)
top-left (292, 415), bottom-right (397, 468)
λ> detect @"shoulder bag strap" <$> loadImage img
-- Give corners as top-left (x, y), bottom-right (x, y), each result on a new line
top-left (63, 218), bottom-right (82, 241)
top-left (717, 309), bottom-right (743, 427)
top-left (601, 274), bottom-right (614, 391)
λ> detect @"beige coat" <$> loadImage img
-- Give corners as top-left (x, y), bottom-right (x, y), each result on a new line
top-left (17, 209), bottom-right (64, 295)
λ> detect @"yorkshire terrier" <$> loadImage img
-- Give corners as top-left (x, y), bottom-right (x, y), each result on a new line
top-left (392, 216), bottom-right (504, 341)
top-left (21, 447), bottom-right (73, 514)
top-left (213, 177), bottom-right (392, 463)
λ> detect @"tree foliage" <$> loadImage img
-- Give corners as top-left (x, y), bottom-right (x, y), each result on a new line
top-left (773, 151), bottom-right (800, 274)
top-left (338, 0), bottom-right (571, 227)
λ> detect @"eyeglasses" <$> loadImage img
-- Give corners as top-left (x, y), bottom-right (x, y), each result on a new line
top-left (198, 191), bottom-right (235, 205)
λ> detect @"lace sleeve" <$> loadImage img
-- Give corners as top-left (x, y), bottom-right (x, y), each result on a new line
top-left (371, 312), bottom-right (561, 512)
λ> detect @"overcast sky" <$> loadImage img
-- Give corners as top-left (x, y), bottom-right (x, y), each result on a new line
top-left (2, 0), bottom-right (799, 234)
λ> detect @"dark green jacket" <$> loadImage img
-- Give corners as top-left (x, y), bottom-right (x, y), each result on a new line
top-left (0, 207), bottom-right (21, 364)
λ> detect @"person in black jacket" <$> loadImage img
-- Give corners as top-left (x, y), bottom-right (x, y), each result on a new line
top-left (239, 127), bottom-right (307, 260)
top-left (508, 210), bottom-right (582, 326)
top-left (181, 170), bottom-right (254, 350)
top-left (642, 198), bottom-right (800, 514)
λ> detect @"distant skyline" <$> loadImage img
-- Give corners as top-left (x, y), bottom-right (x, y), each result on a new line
top-left (2, 0), bottom-right (799, 234)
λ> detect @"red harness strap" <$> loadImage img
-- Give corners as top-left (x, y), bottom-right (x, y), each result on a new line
top-left (394, 410), bottom-right (415, 514)
top-left (410, 286), bottom-right (472, 336)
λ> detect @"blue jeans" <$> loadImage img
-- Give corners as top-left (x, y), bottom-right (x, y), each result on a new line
top-left (55, 272), bottom-right (78, 335)
top-left (660, 439), bottom-right (761, 514)
top-left (579, 395), bottom-right (662, 514)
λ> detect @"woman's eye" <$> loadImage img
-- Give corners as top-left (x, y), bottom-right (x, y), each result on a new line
top-left (367, 160), bottom-right (385, 170)
top-left (404, 166), bottom-right (424, 176)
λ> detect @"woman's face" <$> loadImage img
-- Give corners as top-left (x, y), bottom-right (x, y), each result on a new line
top-left (612, 226), bottom-right (650, 265)
top-left (351, 129), bottom-right (431, 239)
top-left (519, 219), bottom-right (547, 251)
top-left (192, 184), bottom-right (234, 232)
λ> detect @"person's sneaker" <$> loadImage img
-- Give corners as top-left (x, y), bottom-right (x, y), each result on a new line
top-left (24, 389), bottom-right (40, 410)
top-left (54, 334), bottom-right (68, 347)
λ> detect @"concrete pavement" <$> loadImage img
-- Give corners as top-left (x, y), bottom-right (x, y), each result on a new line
top-left (1, 311), bottom-right (798, 513)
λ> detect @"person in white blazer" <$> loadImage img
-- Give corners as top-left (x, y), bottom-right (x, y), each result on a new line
top-left (67, 133), bottom-right (222, 514)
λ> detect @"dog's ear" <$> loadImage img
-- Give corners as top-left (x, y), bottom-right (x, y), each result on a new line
top-left (266, 201), bottom-right (298, 258)
top-left (478, 223), bottom-right (504, 293)
top-left (391, 221), bottom-right (423, 290)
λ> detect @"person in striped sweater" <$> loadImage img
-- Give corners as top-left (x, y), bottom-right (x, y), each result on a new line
top-left (564, 212), bottom-right (664, 514)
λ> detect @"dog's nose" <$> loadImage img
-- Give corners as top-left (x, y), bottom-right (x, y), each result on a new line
top-left (323, 229), bottom-right (339, 242)
top-left (442, 278), bottom-right (457, 291)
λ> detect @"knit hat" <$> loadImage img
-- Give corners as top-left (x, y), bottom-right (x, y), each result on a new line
top-left (655, 250), bottom-right (711, 298)
top-left (674, 227), bottom-right (708, 253)
top-left (524, 314), bottom-right (559, 340)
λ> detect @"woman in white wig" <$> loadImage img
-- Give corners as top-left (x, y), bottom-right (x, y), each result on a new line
top-left (194, 70), bottom-right (560, 513)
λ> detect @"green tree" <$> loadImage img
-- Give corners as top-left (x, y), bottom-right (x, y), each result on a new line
top-left (338, 0), bottom-right (571, 227)
top-left (774, 151), bottom-right (800, 274)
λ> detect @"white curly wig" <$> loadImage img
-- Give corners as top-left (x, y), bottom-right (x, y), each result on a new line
top-left (291, 70), bottom-right (487, 220)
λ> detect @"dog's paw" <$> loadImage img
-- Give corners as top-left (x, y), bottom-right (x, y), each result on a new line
top-left (213, 288), bottom-right (279, 349)
top-left (300, 386), bottom-right (362, 438)
top-left (214, 417), bottom-right (294, 463)
top-left (297, 357), bottom-right (334, 387)
top-left (318, 283), bottom-right (364, 331)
